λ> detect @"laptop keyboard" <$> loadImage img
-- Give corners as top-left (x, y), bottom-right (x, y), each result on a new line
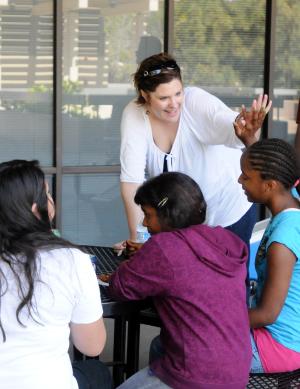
top-left (80, 245), bottom-right (124, 275)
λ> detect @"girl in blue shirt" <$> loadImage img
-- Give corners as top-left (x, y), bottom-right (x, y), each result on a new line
top-left (238, 138), bottom-right (300, 372)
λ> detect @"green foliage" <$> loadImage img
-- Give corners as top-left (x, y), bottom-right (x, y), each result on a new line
top-left (173, 0), bottom-right (299, 90)
top-left (62, 79), bottom-right (82, 94)
top-left (29, 80), bottom-right (82, 95)
top-left (174, 0), bottom-right (266, 87)
top-left (274, 0), bottom-right (300, 88)
top-left (29, 84), bottom-right (50, 93)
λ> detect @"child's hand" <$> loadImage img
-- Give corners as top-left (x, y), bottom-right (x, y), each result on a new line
top-left (124, 240), bottom-right (144, 258)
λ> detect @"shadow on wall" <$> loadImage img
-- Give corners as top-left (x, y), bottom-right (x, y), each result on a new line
top-left (136, 36), bottom-right (162, 64)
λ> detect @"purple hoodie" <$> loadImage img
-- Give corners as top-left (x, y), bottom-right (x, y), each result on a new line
top-left (109, 224), bottom-right (251, 389)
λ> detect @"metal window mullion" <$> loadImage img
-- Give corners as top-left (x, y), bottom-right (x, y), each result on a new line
top-left (53, 0), bottom-right (63, 229)
top-left (62, 166), bottom-right (121, 174)
top-left (263, 0), bottom-right (276, 139)
top-left (164, 0), bottom-right (174, 53)
top-left (260, 0), bottom-right (276, 221)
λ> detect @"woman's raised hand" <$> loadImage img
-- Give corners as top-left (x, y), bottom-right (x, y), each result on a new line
top-left (234, 94), bottom-right (272, 147)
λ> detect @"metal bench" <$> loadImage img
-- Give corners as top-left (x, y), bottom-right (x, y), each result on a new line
top-left (247, 368), bottom-right (300, 388)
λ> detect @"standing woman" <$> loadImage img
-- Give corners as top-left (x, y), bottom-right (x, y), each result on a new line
top-left (0, 160), bottom-right (112, 389)
top-left (120, 52), bottom-right (272, 247)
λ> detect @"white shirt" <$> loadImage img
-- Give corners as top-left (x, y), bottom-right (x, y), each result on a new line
top-left (120, 86), bottom-right (251, 227)
top-left (0, 248), bottom-right (103, 389)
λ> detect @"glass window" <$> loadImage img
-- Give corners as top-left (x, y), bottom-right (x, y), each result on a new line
top-left (61, 174), bottom-right (128, 246)
top-left (173, 0), bottom-right (266, 112)
top-left (62, 0), bottom-right (164, 166)
top-left (0, 1), bottom-right (53, 165)
top-left (270, 0), bottom-right (300, 144)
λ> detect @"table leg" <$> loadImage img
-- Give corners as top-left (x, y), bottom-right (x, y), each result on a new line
top-left (126, 314), bottom-right (141, 378)
top-left (113, 316), bottom-right (127, 386)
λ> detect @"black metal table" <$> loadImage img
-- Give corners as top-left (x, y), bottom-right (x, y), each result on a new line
top-left (78, 245), bottom-right (148, 386)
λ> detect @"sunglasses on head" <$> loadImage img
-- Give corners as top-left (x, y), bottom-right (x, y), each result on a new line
top-left (143, 60), bottom-right (180, 77)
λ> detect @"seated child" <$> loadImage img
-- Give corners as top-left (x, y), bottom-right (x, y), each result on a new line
top-left (109, 172), bottom-right (251, 389)
top-left (0, 160), bottom-right (112, 389)
top-left (238, 138), bottom-right (300, 373)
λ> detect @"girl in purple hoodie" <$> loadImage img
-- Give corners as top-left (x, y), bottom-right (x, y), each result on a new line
top-left (109, 172), bottom-right (251, 389)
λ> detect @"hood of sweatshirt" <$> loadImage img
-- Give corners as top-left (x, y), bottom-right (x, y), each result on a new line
top-left (162, 224), bottom-right (248, 278)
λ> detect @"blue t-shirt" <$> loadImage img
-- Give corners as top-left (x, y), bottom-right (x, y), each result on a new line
top-left (254, 209), bottom-right (300, 352)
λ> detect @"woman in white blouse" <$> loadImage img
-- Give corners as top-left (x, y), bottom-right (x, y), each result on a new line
top-left (119, 52), bottom-right (271, 252)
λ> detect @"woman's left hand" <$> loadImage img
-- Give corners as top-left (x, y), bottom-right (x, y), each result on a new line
top-left (124, 240), bottom-right (144, 258)
top-left (234, 94), bottom-right (272, 147)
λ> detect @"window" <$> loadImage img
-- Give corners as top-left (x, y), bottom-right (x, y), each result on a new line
top-left (61, 0), bottom-right (164, 244)
top-left (270, 0), bottom-right (300, 144)
top-left (0, 0), bottom-right (53, 165)
top-left (173, 0), bottom-right (266, 112)
top-left (1, 0), bottom-right (299, 244)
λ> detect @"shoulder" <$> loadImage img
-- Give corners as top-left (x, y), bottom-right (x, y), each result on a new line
top-left (39, 247), bottom-right (90, 269)
top-left (184, 86), bottom-right (212, 103)
top-left (196, 224), bottom-right (247, 249)
top-left (273, 210), bottom-right (300, 228)
top-left (122, 99), bottom-right (145, 119)
top-left (183, 86), bottom-right (230, 115)
top-left (121, 100), bottom-right (147, 136)
top-left (184, 86), bottom-right (220, 103)
top-left (267, 211), bottom-right (300, 255)
top-left (136, 233), bottom-right (178, 263)
top-left (149, 230), bottom-right (178, 246)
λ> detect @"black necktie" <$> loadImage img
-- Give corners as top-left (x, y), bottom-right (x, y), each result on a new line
top-left (163, 154), bottom-right (169, 172)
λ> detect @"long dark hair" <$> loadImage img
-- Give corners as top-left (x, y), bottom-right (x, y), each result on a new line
top-left (134, 172), bottom-right (206, 230)
top-left (0, 160), bottom-right (76, 341)
top-left (245, 138), bottom-right (300, 195)
top-left (133, 52), bottom-right (182, 105)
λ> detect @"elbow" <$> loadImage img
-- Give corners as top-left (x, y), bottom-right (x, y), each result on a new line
top-left (262, 311), bottom-right (278, 326)
top-left (249, 307), bottom-right (279, 328)
top-left (81, 329), bottom-right (106, 357)
top-left (70, 319), bottom-right (107, 357)
top-left (85, 340), bottom-right (106, 357)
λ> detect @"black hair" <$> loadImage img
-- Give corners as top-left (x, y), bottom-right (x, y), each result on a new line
top-left (133, 52), bottom-right (182, 105)
top-left (245, 138), bottom-right (300, 194)
top-left (0, 160), bottom-right (77, 341)
top-left (134, 172), bottom-right (206, 230)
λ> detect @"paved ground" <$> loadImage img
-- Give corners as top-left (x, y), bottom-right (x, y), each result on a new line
top-left (101, 318), bottom-right (160, 369)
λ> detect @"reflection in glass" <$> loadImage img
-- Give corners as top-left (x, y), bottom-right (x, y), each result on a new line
top-left (0, 0), bottom-right (53, 165)
top-left (62, 0), bottom-right (164, 166)
top-left (61, 174), bottom-right (128, 246)
top-left (173, 0), bottom-right (266, 123)
top-left (271, 0), bottom-right (300, 144)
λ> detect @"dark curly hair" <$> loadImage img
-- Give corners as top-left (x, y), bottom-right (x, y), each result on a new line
top-left (133, 52), bottom-right (182, 105)
top-left (0, 160), bottom-right (77, 342)
top-left (134, 172), bottom-right (206, 230)
top-left (244, 138), bottom-right (300, 192)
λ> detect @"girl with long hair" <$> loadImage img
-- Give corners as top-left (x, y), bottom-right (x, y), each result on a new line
top-left (0, 160), bottom-right (111, 389)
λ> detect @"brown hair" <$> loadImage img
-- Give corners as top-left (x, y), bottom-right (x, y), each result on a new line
top-left (133, 52), bottom-right (182, 105)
